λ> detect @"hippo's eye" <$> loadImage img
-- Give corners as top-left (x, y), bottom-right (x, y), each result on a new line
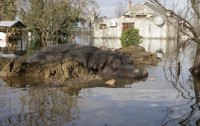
top-left (113, 59), bottom-right (122, 66)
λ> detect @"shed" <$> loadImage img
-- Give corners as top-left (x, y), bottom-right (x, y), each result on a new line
top-left (0, 21), bottom-right (26, 28)
top-left (0, 21), bottom-right (26, 53)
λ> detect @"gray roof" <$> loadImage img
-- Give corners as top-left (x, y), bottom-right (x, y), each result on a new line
top-left (144, 2), bottom-right (167, 17)
top-left (0, 21), bottom-right (26, 28)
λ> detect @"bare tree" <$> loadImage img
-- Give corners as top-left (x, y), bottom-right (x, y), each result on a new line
top-left (114, 2), bottom-right (127, 18)
top-left (18, 0), bottom-right (98, 47)
top-left (149, 0), bottom-right (200, 124)
top-left (150, 0), bottom-right (200, 72)
top-left (150, 0), bottom-right (200, 43)
top-left (0, 0), bottom-right (17, 20)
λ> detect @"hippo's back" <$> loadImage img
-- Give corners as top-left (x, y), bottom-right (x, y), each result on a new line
top-left (27, 44), bottom-right (99, 64)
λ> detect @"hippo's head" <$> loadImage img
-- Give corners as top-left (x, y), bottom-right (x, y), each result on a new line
top-left (100, 56), bottom-right (148, 78)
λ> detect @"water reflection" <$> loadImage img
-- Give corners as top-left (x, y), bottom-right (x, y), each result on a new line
top-left (0, 35), bottom-right (200, 125)
top-left (0, 64), bottom-right (199, 126)
top-left (0, 76), bottom-right (147, 126)
top-left (22, 33), bottom-right (178, 60)
top-left (159, 43), bottom-right (200, 126)
top-left (0, 85), bottom-right (82, 126)
top-left (92, 39), bottom-right (122, 50)
top-left (90, 38), bottom-right (177, 58)
top-left (140, 39), bottom-right (177, 58)
top-left (74, 32), bottom-right (92, 45)
top-left (159, 73), bottom-right (200, 126)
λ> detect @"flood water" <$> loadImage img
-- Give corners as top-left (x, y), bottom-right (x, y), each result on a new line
top-left (0, 34), bottom-right (200, 126)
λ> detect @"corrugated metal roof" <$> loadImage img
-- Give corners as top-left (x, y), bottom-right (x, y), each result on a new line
top-left (0, 21), bottom-right (26, 28)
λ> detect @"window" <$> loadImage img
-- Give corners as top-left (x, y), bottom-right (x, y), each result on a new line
top-left (99, 24), bottom-right (107, 30)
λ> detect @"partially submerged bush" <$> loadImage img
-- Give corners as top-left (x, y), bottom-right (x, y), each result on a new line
top-left (120, 28), bottom-right (143, 47)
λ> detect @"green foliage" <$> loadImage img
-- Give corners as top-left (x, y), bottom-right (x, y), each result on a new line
top-left (18, 0), bottom-right (98, 47)
top-left (30, 38), bottom-right (42, 49)
top-left (120, 28), bottom-right (143, 47)
top-left (18, 0), bottom-right (81, 47)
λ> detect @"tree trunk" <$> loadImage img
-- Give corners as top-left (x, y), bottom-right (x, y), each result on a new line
top-left (41, 32), bottom-right (47, 47)
top-left (190, 43), bottom-right (200, 74)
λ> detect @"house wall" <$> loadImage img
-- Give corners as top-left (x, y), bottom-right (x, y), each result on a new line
top-left (133, 17), bottom-right (177, 39)
top-left (92, 16), bottom-right (177, 39)
top-left (92, 2), bottom-right (178, 39)
top-left (92, 18), bottom-right (122, 39)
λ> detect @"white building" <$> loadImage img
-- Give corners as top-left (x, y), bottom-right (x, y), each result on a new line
top-left (92, 2), bottom-right (178, 39)
top-left (0, 32), bottom-right (7, 48)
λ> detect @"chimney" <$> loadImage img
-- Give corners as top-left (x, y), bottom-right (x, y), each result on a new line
top-left (128, 1), bottom-right (132, 10)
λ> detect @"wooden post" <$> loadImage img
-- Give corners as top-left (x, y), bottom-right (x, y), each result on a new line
top-left (20, 27), bottom-right (22, 54)
top-left (6, 27), bottom-right (9, 52)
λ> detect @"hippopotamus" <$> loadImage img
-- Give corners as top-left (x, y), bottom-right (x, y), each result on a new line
top-left (27, 44), bottom-right (148, 78)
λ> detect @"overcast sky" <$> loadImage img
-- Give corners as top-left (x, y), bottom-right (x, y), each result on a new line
top-left (95, 0), bottom-right (149, 18)
top-left (94, 0), bottom-right (187, 18)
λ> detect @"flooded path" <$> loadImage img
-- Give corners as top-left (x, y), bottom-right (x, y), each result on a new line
top-left (0, 35), bottom-right (200, 126)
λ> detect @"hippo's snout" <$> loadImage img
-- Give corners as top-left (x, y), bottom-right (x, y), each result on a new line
top-left (132, 68), bottom-right (148, 77)
top-left (102, 63), bottom-right (148, 78)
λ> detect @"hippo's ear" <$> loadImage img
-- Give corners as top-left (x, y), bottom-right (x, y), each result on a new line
top-left (108, 56), bottom-right (114, 63)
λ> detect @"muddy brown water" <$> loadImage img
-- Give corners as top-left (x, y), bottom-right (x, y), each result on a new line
top-left (0, 40), bottom-right (200, 126)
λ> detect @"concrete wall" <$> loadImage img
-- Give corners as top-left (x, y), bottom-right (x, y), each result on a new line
top-left (92, 16), bottom-right (177, 39)
top-left (92, 18), bottom-right (122, 39)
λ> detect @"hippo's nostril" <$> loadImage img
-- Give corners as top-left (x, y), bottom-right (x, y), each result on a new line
top-left (142, 69), bottom-right (148, 77)
top-left (133, 69), bottom-right (140, 74)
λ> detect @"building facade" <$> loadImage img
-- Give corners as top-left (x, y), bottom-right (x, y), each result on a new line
top-left (92, 2), bottom-right (178, 39)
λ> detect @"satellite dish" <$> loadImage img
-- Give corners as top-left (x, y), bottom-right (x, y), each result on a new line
top-left (154, 16), bottom-right (164, 26)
